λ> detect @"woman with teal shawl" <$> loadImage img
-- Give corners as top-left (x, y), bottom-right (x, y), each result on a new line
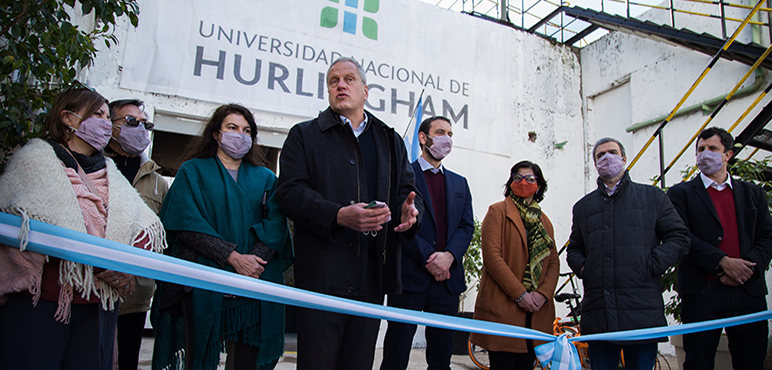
top-left (151, 104), bottom-right (292, 370)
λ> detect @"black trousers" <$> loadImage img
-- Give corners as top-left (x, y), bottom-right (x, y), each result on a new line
top-left (117, 311), bottom-right (147, 370)
top-left (296, 294), bottom-right (383, 370)
top-left (681, 279), bottom-right (768, 370)
top-left (0, 293), bottom-right (118, 370)
top-left (487, 313), bottom-right (535, 370)
top-left (380, 280), bottom-right (459, 370)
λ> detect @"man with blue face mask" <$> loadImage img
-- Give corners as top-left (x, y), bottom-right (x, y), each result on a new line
top-left (567, 137), bottom-right (690, 370)
top-left (106, 99), bottom-right (169, 370)
top-left (667, 127), bottom-right (772, 370)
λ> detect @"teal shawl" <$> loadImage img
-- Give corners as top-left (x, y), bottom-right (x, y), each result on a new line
top-left (151, 157), bottom-right (292, 370)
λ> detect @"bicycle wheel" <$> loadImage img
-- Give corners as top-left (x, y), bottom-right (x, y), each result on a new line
top-left (655, 351), bottom-right (671, 370)
top-left (468, 340), bottom-right (490, 369)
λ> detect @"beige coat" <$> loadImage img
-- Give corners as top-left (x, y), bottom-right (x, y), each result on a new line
top-left (119, 156), bottom-right (168, 315)
top-left (470, 198), bottom-right (560, 353)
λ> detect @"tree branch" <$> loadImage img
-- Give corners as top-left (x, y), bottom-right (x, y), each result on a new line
top-left (0, 0), bottom-right (54, 39)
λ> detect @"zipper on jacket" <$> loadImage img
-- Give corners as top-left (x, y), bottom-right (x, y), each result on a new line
top-left (351, 129), bottom-right (362, 257)
top-left (383, 126), bottom-right (392, 265)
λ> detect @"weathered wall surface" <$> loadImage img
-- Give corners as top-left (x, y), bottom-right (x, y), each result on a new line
top-left (580, 0), bottom-right (772, 355)
top-left (80, 0), bottom-right (585, 347)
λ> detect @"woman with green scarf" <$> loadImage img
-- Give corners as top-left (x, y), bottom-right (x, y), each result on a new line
top-left (151, 104), bottom-right (292, 370)
top-left (470, 160), bottom-right (560, 370)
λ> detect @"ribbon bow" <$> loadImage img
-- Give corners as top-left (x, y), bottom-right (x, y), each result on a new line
top-left (535, 334), bottom-right (582, 370)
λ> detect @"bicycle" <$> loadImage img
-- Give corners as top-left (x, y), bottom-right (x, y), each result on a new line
top-left (550, 272), bottom-right (590, 369)
top-left (467, 272), bottom-right (582, 370)
top-left (469, 270), bottom-right (671, 369)
top-left (549, 272), bottom-right (671, 370)
top-left (468, 339), bottom-right (489, 369)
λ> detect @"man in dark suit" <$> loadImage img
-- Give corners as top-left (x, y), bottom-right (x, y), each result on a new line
top-left (380, 116), bottom-right (474, 370)
top-left (667, 127), bottom-right (772, 370)
top-left (277, 57), bottom-right (421, 370)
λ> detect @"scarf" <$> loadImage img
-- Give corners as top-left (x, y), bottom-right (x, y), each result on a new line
top-left (151, 156), bottom-right (292, 370)
top-left (511, 194), bottom-right (553, 291)
top-left (0, 139), bottom-right (166, 322)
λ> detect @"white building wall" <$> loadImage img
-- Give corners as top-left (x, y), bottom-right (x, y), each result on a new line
top-left (580, 0), bottom-right (772, 356)
top-left (79, 0), bottom-right (585, 349)
top-left (72, 0), bottom-right (772, 356)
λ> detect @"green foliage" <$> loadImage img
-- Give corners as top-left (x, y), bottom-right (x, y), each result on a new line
top-left (730, 155), bottom-right (772, 211)
top-left (661, 156), bottom-right (772, 322)
top-left (0, 0), bottom-right (140, 171)
top-left (460, 217), bottom-right (483, 311)
top-left (463, 217), bottom-right (483, 287)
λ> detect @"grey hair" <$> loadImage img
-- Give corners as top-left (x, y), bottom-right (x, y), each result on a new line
top-left (592, 137), bottom-right (626, 160)
top-left (327, 57), bottom-right (367, 85)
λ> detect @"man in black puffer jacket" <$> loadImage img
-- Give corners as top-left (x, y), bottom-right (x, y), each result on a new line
top-left (567, 137), bottom-right (690, 370)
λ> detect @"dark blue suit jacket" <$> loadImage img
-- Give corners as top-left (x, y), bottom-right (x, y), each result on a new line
top-left (401, 160), bottom-right (474, 295)
top-left (667, 175), bottom-right (772, 296)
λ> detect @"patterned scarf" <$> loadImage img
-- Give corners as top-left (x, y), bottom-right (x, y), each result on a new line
top-left (511, 194), bottom-right (553, 291)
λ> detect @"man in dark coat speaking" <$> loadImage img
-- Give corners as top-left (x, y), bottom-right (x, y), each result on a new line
top-left (567, 137), bottom-right (690, 370)
top-left (277, 57), bottom-right (422, 370)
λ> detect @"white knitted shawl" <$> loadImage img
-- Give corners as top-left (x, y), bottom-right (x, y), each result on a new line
top-left (0, 139), bottom-right (166, 322)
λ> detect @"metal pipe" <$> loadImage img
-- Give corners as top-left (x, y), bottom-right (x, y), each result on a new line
top-left (501, 0), bottom-right (508, 22)
top-left (720, 0), bottom-right (727, 39)
top-left (626, 0), bottom-right (765, 171)
top-left (680, 0), bottom-right (772, 12)
top-left (607, 0), bottom-right (769, 25)
top-left (651, 41), bottom-right (772, 185)
top-left (626, 0), bottom-right (630, 18)
top-left (630, 16), bottom-right (768, 134)
top-left (670, 0), bottom-right (675, 26)
top-left (659, 130), bottom-right (666, 188)
top-left (626, 70), bottom-right (765, 132)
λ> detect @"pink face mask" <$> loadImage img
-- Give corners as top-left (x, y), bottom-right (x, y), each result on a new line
top-left (696, 150), bottom-right (724, 176)
top-left (113, 123), bottom-right (151, 156)
top-left (427, 135), bottom-right (453, 161)
top-left (596, 153), bottom-right (625, 180)
top-left (68, 112), bottom-right (113, 151)
top-left (219, 131), bottom-right (252, 159)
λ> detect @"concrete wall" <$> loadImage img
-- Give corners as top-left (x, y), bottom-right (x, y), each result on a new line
top-left (72, 0), bottom-right (772, 355)
top-left (78, 0), bottom-right (585, 348)
top-left (580, 0), bottom-right (772, 356)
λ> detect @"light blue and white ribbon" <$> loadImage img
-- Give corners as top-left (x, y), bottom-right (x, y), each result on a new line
top-left (2, 211), bottom-right (771, 370)
top-left (0, 212), bottom-right (554, 341)
top-left (535, 333), bottom-right (581, 370)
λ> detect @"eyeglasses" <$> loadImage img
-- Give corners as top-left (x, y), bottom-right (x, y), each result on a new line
top-left (512, 174), bottom-right (538, 184)
top-left (112, 116), bottom-right (154, 130)
top-left (66, 80), bottom-right (95, 92)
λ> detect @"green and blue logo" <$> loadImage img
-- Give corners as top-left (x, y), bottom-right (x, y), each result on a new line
top-left (320, 0), bottom-right (379, 40)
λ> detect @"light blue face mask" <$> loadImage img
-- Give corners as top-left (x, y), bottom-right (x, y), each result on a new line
top-left (219, 131), bottom-right (252, 159)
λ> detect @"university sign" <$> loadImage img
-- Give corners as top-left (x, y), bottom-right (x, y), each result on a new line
top-left (321, 0), bottom-right (380, 40)
top-left (120, 0), bottom-right (515, 142)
